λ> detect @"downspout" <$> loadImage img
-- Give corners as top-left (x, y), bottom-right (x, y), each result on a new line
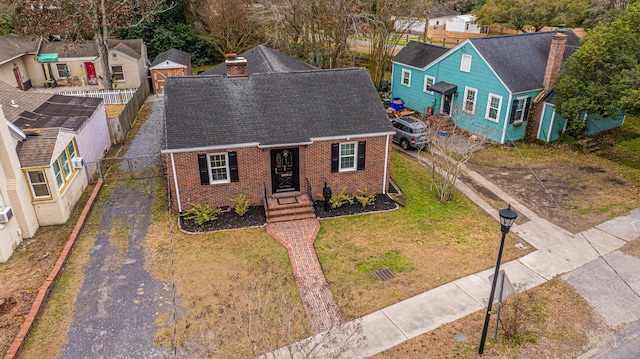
top-left (382, 134), bottom-right (390, 194)
top-left (170, 152), bottom-right (182, 212)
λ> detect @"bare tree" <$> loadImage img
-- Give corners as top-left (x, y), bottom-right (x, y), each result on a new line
top-left (253, 0), bottom-right (366, 68)
top-left (364, 0), bottom-right (428, 88)
top-left (13, 0), bottom-right (172, 90)
top-left (189, 0), bottom-right (263, 56)
top-left (417, 109), bottom-right (491, 203)
top-left (174, 260), bottom-right (364, 358)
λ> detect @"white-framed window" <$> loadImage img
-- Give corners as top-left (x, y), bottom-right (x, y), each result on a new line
top-left (56, 63), bottom-right (68, 78)
top-left (67, 141), bottom-right (76, 159)
top-left (463, 87), bottom-right (477, 113)
top-left (401, 69), bottom-right (411, 87)
top-left (111, 65), bottom-right (125, 81)
top-left (26, 170), bottom-right (51, 199)
top-left (339, 142), bottom-right (357, 171)
top-left (485, 94), bottom-right (502, 122)
top-left (207, 153), bottom-right (229, 183)
top-left (460, 54), bottom-right (472, 72)
top-left (423, 75), bottom-right (435, 94)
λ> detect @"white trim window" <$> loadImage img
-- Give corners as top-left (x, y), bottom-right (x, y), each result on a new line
top-left (423, 75), bottom-right (435, 94)
top-left (485, 94), bottom-right (502, 122)
top-left (463, 87), bottom-right (477, 113)
top-left (401, 69), bottom-right (411, 87)
top-left (460, 54), bottom-right (472, 72)
top-left (339, 142), bottom-right (357, 171)
top-left (207, 153), bottom-right (230, 183)
top-left (27, 170), bottom-right (51, 198)
top-left (111, 65), bottom-right (125, 82)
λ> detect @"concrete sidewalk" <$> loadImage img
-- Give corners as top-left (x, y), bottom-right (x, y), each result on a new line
top-left (269, 149), bottom-right (640, 358)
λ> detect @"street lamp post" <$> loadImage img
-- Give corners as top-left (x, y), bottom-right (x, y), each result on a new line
top-left (478, 205), bottom-right (518, 355)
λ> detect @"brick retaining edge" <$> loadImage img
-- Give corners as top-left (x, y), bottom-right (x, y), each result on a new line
top-left (4, 178), bottom-right (104, 359)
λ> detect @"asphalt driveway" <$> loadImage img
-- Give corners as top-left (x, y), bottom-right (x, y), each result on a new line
top-left (60, 96), bottom-right (169, 358)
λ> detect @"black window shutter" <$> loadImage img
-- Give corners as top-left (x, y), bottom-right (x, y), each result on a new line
top-left (198, 154), bottom-right (209, 185)
top-left (509, 99), bottom-right (519, 123)
top-left (228, 152), bottom-right (239, 182)
top-left (331, 143), bottom-right (339, 172)
top-left (357, 141), bottom-right (366, 170)
top-left (523, 97), bottom-right (532, 121)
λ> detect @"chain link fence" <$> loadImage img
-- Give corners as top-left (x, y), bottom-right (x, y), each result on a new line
top-left (96, 155), bottom-right (164, 181)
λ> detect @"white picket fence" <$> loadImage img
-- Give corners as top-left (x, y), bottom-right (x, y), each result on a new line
top-left (54, 89), bottom-right (136, 105)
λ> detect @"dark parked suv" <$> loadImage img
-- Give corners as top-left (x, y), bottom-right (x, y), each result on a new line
top-left (391, 116), bottom-right (430, 150)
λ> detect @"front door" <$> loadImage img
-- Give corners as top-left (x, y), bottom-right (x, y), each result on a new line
top-left (270, 148), bottom-right (299, 193)
top-left (13, 67), bottom-right (23, 91)
top-left (84, 62), bottom-right (97, 85)
top-left (442, 94), bottom-right (452, 116)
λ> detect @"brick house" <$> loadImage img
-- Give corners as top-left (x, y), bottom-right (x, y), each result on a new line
top-left (162, 50), bottom-right (395, 214)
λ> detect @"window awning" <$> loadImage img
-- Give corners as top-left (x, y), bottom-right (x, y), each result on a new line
top-left (427, 81), bottom-right (458, 95)
top-left (36, 53), bottom-right (59, 63)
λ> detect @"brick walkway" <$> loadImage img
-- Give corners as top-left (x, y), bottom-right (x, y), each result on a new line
top-left (266, 218), bottom-right (344, 333)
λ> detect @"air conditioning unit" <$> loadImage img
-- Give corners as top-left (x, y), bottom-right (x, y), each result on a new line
top-left (72, 157), bottom-right (84, 169)
top-left (0, 207), bottom-right (13, 224)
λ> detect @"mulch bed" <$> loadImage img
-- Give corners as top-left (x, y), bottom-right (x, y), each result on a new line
top-left (180, 193), bottom-right (400, 232)
top-left (313, 194), bottom-right (398, 219)
top-left (180, 206), bottom-right (266, 233)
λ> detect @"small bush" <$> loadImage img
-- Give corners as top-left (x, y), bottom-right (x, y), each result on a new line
top-left (229, 191), bottom-right (251, 216)
top-left (182, 202), bottom-right (221, 225)
top-left (499, 284), bottom-right (545, 344)
top-left (354, 188), bottom-right (376, 208)
top-left (329, 188), bottom-right (353, 209)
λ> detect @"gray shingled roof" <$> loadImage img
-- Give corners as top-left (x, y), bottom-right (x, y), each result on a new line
top-left (17, 127), bottom-right (61, 168)
top-left (469, 30), bottom-right (580, 93)
top-left (151, 48), bottom-right (190, 68)
top-left (0, 34), bottom-right (39, 65)
top-left (39, 39), bottom-right (144, 60)
top-left (13, 95), bottom-right (102, 132)
top-left (164, 68), bottom-right (393, 151)
top-left (393, 41), bottom-right (450, 68)
top-left (199, 45), bottom-right (317, 76)
top-left (0, 85), bottom-right (53, 122)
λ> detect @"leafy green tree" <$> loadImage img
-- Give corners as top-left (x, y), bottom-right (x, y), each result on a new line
top-left (554, 1), bottom-right (640, 132)
top-left (119, 0), bottom-right (221, 67)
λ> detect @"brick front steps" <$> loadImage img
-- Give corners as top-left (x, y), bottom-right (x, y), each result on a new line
top-left (265, 194), bottom-right (316, 223)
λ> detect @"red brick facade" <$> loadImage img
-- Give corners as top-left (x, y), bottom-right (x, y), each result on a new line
top-left (166, 136), bottom-right (393, 212)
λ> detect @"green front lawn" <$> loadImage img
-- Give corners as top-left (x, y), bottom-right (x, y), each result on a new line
top-left (316, 151), bottom-right (532, 319)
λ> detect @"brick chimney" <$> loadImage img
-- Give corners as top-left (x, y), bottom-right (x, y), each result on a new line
top-left (225, 53), bottom-right (247, 78)
top-left (542, 26), bottom-right (568, 93)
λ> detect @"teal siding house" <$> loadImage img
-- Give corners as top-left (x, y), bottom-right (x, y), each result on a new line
top-left (391, 30), bottom-right (624, 144)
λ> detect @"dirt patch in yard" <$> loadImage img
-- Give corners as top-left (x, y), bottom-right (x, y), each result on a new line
top-left (370, 278), bottom-right (612, 358)
top-left (468, 142), bottom-right (640, 233)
